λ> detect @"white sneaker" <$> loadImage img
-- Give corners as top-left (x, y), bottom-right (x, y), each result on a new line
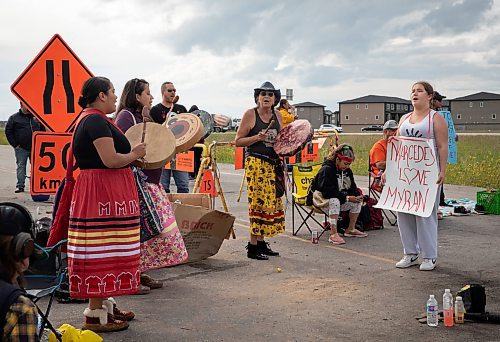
top-left (395, 254), bottom-right (419, 268)
top-left (420, 258), bottom-right (437, 271)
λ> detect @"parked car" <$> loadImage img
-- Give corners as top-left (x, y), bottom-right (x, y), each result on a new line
top-left (361, 125), bottom-right (383, 132)
top-left (317, 124), bottom-right (343, 133)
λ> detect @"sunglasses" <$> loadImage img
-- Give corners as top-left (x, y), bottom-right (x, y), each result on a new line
top-left (259, 91), bottom-right (275, 97)
top-left (167, 89), bottom-right (177, 93)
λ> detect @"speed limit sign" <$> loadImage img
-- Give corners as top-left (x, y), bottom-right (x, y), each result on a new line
top-left (30, 132), bottom-right (80, 194)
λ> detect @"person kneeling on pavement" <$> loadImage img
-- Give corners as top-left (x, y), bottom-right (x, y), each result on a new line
top-left (307, 144), bottom-right (368, 245)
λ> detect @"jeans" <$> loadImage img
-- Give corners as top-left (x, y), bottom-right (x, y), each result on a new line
top-left (160, 169), bottom-right (189, 193)
top-left (15, 147), bottom-right (30, 189)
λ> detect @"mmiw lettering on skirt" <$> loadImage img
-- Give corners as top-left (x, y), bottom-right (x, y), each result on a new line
top-left (97, 201), bottom-right (139, 216)
top-left (69, 200), bottom-right (139, 216)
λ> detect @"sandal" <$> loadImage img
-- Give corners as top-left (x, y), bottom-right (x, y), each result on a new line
top-left (328, 233), bottom-right (345, 245)
top-left (140, 274), bottom-right (163, 289)
top-left (344, 229), bottom-right (368, 238)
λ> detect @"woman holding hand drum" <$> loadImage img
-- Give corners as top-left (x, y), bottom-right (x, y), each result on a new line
top-left (69, 76), bottom-right (145, 332)
top-left (115, 78), bottom-right (188, 292)
top-left (235, 81), bottom-right (284, 260)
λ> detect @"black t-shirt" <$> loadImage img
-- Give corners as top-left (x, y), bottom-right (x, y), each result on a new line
top-left (150, 103), bottom-right (188, 124)
top-left (73, 114), bottom-right (131, 169)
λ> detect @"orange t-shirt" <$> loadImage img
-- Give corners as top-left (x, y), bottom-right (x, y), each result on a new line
top-left (369, 138), bottom-right (387, 175)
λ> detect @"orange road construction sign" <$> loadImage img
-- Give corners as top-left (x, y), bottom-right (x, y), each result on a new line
top-left (11, 34), bottom-right (93, 132)
top-left (30, 132), bottom-right (80, 195)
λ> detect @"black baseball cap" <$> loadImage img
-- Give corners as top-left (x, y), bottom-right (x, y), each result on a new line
top-left (433, 91), bottom-right (446, 101)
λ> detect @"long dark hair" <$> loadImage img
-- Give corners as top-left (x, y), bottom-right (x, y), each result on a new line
top-left (279, 99), bottom-right (288, 110)
top-left (326, 143), bottom-right (355, 162)
top-left (0, 236), bottom-right (24, 286)
top-left (116, 78), bottom-right (149, 114)
top-left (78, 76), bottom-right (112, 108)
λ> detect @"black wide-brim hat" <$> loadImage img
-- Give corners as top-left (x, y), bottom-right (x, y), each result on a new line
top-left (254, 81), bottom-right (281, 106)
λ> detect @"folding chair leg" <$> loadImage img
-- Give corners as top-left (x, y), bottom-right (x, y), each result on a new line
top-left (293, 204), bottom-right (319, 236)
top-left (383, 210), bottom-right (398, 226)
top-left (317, 216), bottom-right (330, 239)
top-left (35, 303), bottom-right (62, 341)
top-left (370, 188), bottom-right (397, 226)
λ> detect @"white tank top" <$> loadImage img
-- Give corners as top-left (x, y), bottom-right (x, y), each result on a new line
top-left (399, 110), bottom-right (436, 140)
top-left (399, 110), bottom-right (439, 167)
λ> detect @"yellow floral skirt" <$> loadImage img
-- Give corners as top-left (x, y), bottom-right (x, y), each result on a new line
top-left (245, 156), bottom-right (285, 237)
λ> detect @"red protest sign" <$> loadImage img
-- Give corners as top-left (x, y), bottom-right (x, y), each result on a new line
top-left (200, 170), bottom-right (218, 197)
top-left (11, 34), bottom-right (93, 132)
top-left (234, 147), bottom-right (244, 170)
top-left (30, 132), bottom-right (80, 194)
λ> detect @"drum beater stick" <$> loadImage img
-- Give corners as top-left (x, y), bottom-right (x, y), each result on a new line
top-left (164, 95), bottom-right (180, 124)
top-left (263, 119), bottom-right (275, 134)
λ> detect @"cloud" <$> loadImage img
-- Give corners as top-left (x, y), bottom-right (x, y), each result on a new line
top-left (0, 0), bottom-right (499, 121)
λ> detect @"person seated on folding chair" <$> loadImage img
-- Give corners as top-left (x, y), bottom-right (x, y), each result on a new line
top-left (369, 120), bottom-right (398, 191)
top-left (307, 144), bottom-right (367, 245)
top-left (0, 202), bottom-right (40, 342)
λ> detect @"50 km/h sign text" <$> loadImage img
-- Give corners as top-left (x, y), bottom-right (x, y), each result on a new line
top-left (31, 132), bottom-right (80, 195)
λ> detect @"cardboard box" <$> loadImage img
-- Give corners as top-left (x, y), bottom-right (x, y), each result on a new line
top-left (168, 193), bottom-right (235, 263)
top-left (167, 193), bottom-right (211, 210)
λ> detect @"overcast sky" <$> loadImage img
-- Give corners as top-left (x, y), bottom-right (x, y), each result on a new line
top-left (1, 0), bottom-right (499, 121)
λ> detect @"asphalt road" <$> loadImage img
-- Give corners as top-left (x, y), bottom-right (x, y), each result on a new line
top-left (1, 145), bottom-right (499, 342)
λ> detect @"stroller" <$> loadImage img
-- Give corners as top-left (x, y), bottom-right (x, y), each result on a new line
top-left (0, 202), bottom-right (65, 341)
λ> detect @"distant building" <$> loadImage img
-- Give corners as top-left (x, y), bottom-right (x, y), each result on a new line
top-left (449, 92), bottom-right (500, 131)
top-left (294, 102), bottom-right (326, 129)
top-left (324, 109), bottom-right (335, 125)
top-left (339, 95), bottom-right (412, 133)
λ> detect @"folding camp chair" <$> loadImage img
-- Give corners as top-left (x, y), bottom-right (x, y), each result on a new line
top-left (23, 238), bottom-right (66, 341)
top-left (0, 202), bottom-right (64, 341)
top-left (368, 158), bottom-right (397, 226)
top-left (291, 163), bottom-right (330, 239)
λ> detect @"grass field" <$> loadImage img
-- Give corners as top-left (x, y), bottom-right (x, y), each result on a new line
top-left (0, 128), bottom-right (7, 145)
top-left (206, 132), bottom-right (500, 189)
top-left (1, 128), bottom-right (496, 188)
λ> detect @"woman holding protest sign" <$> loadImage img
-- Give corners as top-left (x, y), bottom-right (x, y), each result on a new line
top-left (115, 78), bottom-right (188, 293)
top-left (382, 81), bottom-right (448, 271)
top-left (235, 81), bottom-right (284, 260)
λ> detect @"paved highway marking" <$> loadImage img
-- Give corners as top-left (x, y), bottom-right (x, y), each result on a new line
top-left (234, 221), bottom-right (395, 264)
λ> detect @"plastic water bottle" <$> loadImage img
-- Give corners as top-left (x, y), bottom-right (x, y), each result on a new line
top-left (426, 295), bottom-right (438, 327)
top-left (443, 289), bottom-right (454, 327)
top-left (455, 296), bottom-right (465, 324)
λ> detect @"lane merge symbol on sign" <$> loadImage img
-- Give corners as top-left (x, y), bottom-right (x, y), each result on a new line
top-left (11, 34), bottom-right (93, 133)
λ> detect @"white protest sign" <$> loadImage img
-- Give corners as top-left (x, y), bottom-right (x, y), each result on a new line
top-left (374, 137), bottom-right (439, 217)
